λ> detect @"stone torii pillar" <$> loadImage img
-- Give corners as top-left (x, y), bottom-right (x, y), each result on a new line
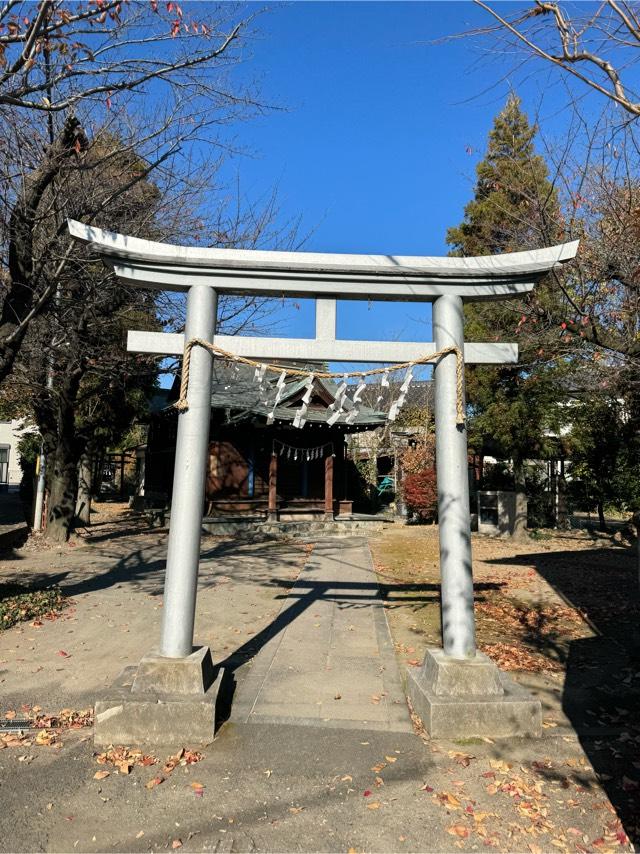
top-left (433, 294), bottom-right (475, 659)
top-left (68, 220), bottom-right (577, 744)
top-left (159, 284), bottom-right (217, 659)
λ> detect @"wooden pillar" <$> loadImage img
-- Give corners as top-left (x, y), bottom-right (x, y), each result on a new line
top-left (343, 441), bottom-right (348, 500)
top-left (268, 452), bottom-right (278, 520)
top-left (325, 453), bottom-right (334, 519)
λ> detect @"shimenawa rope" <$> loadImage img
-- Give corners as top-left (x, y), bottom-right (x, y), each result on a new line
top-left (174, 338), bottom-right (466, 424)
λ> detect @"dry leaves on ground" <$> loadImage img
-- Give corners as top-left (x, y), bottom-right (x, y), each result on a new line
top-left (95, 746), bottom-right (157, 774)
top-left (480, 642), bottom-right (563, 673)
top-left (94, 745), bottom-right (203, 785)
top-left (0, 706), bottom-right (93, 749)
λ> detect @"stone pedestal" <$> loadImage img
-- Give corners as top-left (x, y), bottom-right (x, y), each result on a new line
top-left (94, 646), bottom-right (222, 747)
top-left (406, 648), bottom-right (541, 739)
top-left (338, 500), bottom-right (353, 517)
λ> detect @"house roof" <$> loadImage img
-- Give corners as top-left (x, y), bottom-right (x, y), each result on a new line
top-left (209, 361), bottom-right (386, 428)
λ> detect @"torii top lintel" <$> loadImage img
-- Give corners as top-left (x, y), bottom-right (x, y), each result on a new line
top-left (68, 220), bottom-right (578, 302)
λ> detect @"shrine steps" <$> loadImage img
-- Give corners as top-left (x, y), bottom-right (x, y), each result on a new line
top-left (199, 515), bottom-right (393, 539)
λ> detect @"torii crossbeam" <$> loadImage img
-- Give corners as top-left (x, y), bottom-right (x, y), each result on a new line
top-left (68, 220), bottom-right (578, 742)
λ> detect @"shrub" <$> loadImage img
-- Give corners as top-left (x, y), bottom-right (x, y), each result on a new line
top-left (403, 467), bottom-right (438, 521)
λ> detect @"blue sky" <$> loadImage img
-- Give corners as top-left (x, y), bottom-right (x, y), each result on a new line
top-left (210, 1), bottom-right (590, 350)
top-left (157, 2), bottom-right (599, 381)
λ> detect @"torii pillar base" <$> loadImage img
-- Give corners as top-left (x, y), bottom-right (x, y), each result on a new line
top-left (94, 646), bottom-right (223, 748)
top-left (406, 648), bottom-right (541, 739)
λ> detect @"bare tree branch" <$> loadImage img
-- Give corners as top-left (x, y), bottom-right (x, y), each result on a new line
top-left (474, 0), bottom-right (640, 116)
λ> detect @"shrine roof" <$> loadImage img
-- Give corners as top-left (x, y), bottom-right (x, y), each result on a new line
top-left (68, 220), bottom-right (579, 301)
top-left (209, 361), bottom-right (385, 428)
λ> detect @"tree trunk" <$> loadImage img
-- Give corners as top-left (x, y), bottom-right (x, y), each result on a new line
top-left (0, 116), bottom-right (88, 383)
top-left (512, 455), bottom-right (528, 540)
top-left (43, 366), bottom-right (84, 544)
top-left (597, 500), bottom-right (607, 533)
top-left (75, 449), bottom-right (94, 525)
top-left (46, 432), bottom-right (79, 543)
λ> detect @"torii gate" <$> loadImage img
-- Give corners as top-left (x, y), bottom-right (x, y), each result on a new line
top-left (68, 220), bottom-right (578, 743)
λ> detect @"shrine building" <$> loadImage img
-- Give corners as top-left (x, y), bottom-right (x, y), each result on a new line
top-left (144, 360), bottom-right (385, 521)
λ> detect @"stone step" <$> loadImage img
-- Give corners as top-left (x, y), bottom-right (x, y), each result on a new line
top-left (199, 518), bottom-right (392, 538)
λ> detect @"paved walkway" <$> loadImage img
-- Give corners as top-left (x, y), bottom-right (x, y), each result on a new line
top-left (232, 537), bottom-right (412, 732)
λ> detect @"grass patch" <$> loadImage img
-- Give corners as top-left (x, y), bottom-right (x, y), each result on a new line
top-left (0, 584), bottom-right (67, 630)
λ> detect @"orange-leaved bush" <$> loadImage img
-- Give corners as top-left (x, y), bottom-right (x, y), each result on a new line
top-left (403, 468), bottom-right (438, 521)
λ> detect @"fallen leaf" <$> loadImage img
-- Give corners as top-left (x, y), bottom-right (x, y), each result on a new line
top-left (57, 650), bottom-right (69, 657)
top-left (171, 840), bottom-right (182, 849)
top-left (145, 776), bottom-right (164, 789)
top-left (341, 775), bottom-right (352, 782)
top-left (136, 831), bottom-right (144, 839)
top-left (93, 770), bottom-right (110, 780)
top-left (385, 756), bottom-right (397, 763)
top-left (363, 789), bottom-right (372, 797)
top-left (448, 751), bottom-right (476, 767)
top-left (367, 802), bottom-right (381, 810)
top-left (447, 825), bottom-right (470, 839)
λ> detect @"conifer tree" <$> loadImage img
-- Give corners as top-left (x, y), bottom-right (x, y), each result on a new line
top-left (447, 93), bottom-right (560, 255)
top-left (446, 94), bottom-right (568, 538)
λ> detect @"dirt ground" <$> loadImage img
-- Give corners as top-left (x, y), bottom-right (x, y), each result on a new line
top-left (370, 525), bottom-right (640, 848)
top-left (0, 502), bottom-right (310, 711)
top-left (0, 510), bottom-right (639, 852)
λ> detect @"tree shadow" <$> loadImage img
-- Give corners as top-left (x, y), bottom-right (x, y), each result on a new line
top-left (484, 542), bottom-right (640, 845)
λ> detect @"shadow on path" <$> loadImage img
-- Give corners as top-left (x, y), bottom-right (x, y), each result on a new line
top-left (214, 564), bottom-right (503, 727)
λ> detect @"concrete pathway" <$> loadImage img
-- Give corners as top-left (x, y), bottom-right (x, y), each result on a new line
top-left (232, 537), bottom-right (411, 732)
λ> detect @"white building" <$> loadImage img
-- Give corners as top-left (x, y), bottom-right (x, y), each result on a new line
top-left (0, 420), bottom-right (28, 489)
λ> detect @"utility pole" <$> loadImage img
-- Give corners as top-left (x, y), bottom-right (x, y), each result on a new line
top-left (33, 31), bottom-right (58, 532)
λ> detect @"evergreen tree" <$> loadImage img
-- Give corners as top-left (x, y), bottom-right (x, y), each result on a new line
top-left (447, 93), bottom-right (560, 255)
top-left (446, 94), bottom-right (567, 538)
